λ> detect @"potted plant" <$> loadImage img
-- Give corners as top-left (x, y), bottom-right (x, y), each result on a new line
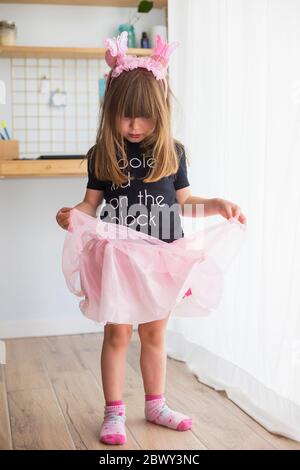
top-left (129, 0), bottom-right (153, 26)
top-left (118, 1), bottom-right (153, 48)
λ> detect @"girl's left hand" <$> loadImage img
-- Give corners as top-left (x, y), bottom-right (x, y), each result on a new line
top-left (213, 198), bottom-right (247, 225)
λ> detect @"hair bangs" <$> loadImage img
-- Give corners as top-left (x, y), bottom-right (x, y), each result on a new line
top-left (118, 72), bottom-right (158, 120)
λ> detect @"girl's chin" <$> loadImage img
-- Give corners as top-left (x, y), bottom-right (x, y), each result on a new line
top-left (127, 136), bottom-right (144, 141)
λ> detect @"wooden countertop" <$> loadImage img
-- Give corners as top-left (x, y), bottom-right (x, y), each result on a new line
top-left (0, 159), bottom-right (87, 178)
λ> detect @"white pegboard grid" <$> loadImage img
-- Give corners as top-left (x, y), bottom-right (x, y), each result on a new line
top-left (11, 57), bottom-right (109, 158)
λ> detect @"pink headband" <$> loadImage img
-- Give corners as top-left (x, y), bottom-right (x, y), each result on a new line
top-left (104, 31), bottom-right (180, 100)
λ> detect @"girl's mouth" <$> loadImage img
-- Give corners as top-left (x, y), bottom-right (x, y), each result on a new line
top-left (129, 134), bottom-right (142, 138)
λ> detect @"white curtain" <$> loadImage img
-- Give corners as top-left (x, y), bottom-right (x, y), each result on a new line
top-left (167, 0), bottom-right (300, 441)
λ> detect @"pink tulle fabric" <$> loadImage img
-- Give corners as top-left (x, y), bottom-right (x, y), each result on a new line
top-left (61, 208), bottom-right (247, 326)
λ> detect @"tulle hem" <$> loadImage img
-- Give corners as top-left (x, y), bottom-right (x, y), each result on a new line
top-left (61, 208), bottom-right (247, 325)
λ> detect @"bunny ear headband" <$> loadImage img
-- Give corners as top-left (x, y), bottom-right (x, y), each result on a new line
top-left (104, 31), bottom-right (180, 100)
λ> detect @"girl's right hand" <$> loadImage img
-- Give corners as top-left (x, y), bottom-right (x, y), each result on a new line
top-left (56, 207), bottom-right (73, 230)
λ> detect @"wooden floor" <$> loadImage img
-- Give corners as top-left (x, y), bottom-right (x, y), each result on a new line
top-left (1, 332), bottom-right (299, 450)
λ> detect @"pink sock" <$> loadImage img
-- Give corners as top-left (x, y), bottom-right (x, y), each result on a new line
top-left (99, 401), bottom-right (126, 445)
top-left (145, 395), bottom-right (192, 431)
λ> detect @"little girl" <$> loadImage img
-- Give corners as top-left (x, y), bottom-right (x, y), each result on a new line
top-left (56, 33), bottom-right (247, 446)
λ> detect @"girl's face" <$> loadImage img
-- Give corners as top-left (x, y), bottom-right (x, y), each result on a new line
top-left (118, 117), bottom-right (155, 143)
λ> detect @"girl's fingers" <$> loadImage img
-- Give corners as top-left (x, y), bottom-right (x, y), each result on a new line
top-left (239, 213), bottom-right (247, 225)
top-left (57, 213), bottom-right (70, 227)
top-left (57, 208), bottom-right (71, 220)
top-left (222, 207), bottom-right (232, 220)
top-left (58, 218), bottom-right (69, 228)
top-left (220, 202), bottom-right (231, 219)
top-left (55, 207), bottom-right (72, 230)
top-left (221, 200), bottom-right (247, 225)
top-left (232, 206), bottom-right (241, 219)
top-left (227, 206), bottom-right (233, 219)
top-left (57, 207), bottom-right (71, 219)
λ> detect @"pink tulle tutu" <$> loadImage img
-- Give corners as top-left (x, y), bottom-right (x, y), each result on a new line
top-left (62, 208), bottom-right (247, 326)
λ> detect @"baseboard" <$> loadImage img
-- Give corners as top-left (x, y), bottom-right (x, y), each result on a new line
top-left (0, 315), bottom-right (139, 340)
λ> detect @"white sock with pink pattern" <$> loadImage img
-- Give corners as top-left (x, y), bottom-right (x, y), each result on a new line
top-left (99, 400), bottom-right (126, 445)
top-left (145, 394), bottom-right (192, 431)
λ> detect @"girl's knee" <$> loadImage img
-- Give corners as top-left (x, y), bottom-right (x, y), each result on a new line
top-left (138, 323), bottom-right (165, 347)
top-left (104, 324), bottom-right (133, 348)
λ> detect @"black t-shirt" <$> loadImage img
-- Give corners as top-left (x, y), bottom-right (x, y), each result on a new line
top-left (86, 139), bottom-right (190, 243)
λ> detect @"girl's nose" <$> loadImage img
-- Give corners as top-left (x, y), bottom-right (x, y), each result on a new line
top-left (130, 120), bottom-right (140, 130)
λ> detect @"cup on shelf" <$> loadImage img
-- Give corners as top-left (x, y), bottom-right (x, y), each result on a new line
top-left (0, 140), bottom-right (19, 160)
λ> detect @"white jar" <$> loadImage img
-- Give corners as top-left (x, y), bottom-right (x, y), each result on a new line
top-left (149, 25), bottom-right (167, 48)
top-left (0, 21), bottom-right (17, 46)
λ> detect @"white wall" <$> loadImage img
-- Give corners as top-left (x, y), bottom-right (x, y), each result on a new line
top-left (0, 2), bottom-right (166, 138)
top-left (0, 176), bottom-right (98, 338)
top-left (0, 3), bottom-right (166, 338)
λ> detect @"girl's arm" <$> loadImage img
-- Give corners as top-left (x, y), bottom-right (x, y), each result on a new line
top-left (56, 189), bottom-right (104, 230)
top-left (175, 187), bottom-right (247, 225)
top-left (74, 188), bottom-right (105, 217)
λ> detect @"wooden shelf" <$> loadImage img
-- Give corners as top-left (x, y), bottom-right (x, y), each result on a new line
top-left (0, 159), bottom-right (87, 178)
top-left (0, 45), bottom-right (153, 59)
top-left (0, 1), bottom-right (167, 7)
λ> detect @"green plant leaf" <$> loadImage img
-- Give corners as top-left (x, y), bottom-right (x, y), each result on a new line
top-left (138, 1), bottom-right (153, 13)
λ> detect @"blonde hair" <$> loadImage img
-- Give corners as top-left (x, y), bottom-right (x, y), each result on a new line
top-left (86, 67), bottom-right (188, 185)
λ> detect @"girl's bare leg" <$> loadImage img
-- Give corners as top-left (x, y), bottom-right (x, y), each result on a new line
top-left (137, 313), bottom-right (171, 395)
top-left (138, 313), bottom-right (192, 431)
top-left (100, 323), bottom-right (133, 402)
